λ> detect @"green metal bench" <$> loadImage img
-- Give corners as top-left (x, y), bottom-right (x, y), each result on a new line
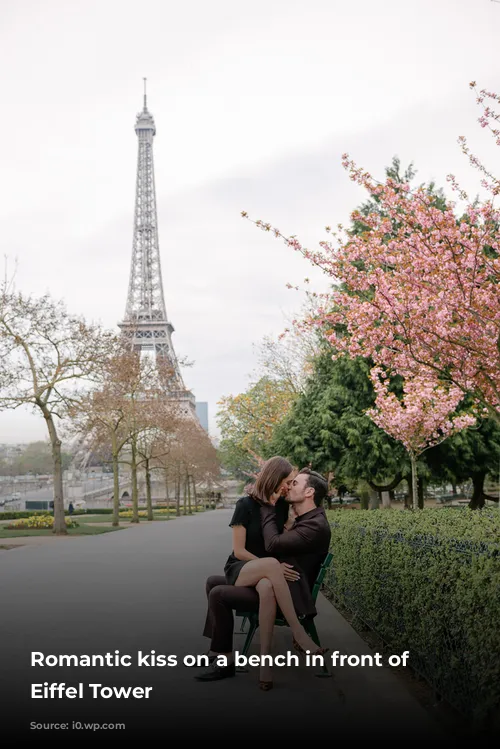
top-left (235, 552), bottom-right (333, 677)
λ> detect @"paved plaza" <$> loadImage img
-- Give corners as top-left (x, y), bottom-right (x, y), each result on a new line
top-left (0, 509), bottom-right (452, 740)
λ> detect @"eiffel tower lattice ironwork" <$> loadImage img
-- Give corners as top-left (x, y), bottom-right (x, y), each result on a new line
top-left (119, 80), bottom-right (196, 415)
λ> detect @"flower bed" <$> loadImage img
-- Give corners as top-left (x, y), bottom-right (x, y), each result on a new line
top-left (6, 515), bottom-right (79, 530)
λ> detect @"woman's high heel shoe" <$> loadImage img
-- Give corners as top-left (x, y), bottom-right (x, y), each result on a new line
top-left (293, 639), bottom-right (329, 657)
top-left (259, 666), bottom-right (273, 690)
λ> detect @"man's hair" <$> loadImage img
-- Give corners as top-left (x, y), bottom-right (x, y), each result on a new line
top-left (249, 456), bottom-right (293, 502)
top-left (299, 467), bottom-right (328, 507)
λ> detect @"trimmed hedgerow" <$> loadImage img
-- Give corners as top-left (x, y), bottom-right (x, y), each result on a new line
top-left (0, 510), bottom-right (52, 520)
top-left (324, 509), bottom-right (500, 721)
top-left (75, 508), bottom-right (112, 515)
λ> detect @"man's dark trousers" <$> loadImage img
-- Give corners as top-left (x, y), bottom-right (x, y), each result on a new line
top-left (203, 576), bottom-right (259, 653)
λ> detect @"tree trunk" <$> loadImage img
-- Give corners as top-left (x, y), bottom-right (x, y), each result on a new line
top-left (403, 478), bottom-right (412, 509)
top-left (418, 478), bottom-right (425, 510)
top-left (369, 490), bottom-right (380, 510)
top-left (469, 472), bottom-right (486, 510)
top-left (145, 460), bottom-right (153, 521)
top-left (176, 473), bottom-right (181, 517)
top-left (183, 475), bottom-right (187, 516)
top-left (112, 443), bottom-right (120, 528)
top-left (43, 408), bottom-right (66, 535)
top-left (368, 474), bottom-right (403, 495)
top-left (187, 472), bottom-right (192, 515)
top-left (410, 453), bottom-right (418, 511)
top-left (131, 439), bottom-right (139, 523)
top-left (381, 491), bottom-right (392, 509)
top-left (164, 470), bottom-right (170, 520)
top-left (191, 475), bottom-right (198, 512)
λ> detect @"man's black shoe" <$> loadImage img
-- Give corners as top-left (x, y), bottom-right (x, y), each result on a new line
top-left (194, 661), bottom-right (236, 681)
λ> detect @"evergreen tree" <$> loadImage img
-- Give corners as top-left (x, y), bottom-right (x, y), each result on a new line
top-left (269, 347), bottom-right (408, 495)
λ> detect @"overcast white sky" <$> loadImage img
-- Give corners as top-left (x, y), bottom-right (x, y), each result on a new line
top-left (0, 0), bottom-right (499, 443)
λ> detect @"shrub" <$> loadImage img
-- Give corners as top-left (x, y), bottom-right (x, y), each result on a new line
top-left (324, 509), bottom-right (500, 722)
top-left (153, 508), bottom-right (177, 515)
top-left (81, 508), bottom-right (113, 515)
top-left (153, 507), bottom-right (205, 514)
top-left (0, 510), bottom-right (52, 520)
top-left (0, 509), bottom-right (110, 520)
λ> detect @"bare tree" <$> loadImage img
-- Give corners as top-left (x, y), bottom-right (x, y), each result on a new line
top-left (71, 347), bottom-right (180, 525)
top-left (154, 439), bottom-right (175, 518)
top-left (253, 293), bottom-right (322, 394)
top-left (0, 283), bottom-right (114, 534)
top-left (169, 419), bottom-right (220, 514)
top-left (69, 346), bottom-right (142, 526)
top-left (136, 400), bottom-right (180, 521)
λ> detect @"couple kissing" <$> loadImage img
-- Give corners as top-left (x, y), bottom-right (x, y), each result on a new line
top-left (198, 456), bottom-right (331, 690)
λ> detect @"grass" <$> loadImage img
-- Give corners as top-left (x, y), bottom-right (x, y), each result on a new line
top-left (0, 504), bottom-right (213, 537)
top-left (0, 507), bottom-right (212, 537)
top-left (83, 513), bottom-right (199, 523)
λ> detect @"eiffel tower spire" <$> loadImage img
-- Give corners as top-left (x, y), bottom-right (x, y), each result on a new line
top-left (119, 81), bottom-right (196, 414)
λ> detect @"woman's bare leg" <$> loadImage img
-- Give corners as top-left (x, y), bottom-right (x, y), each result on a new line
top-left (235, 558), bottom-right (320, 654)
top-left (256, 579), bottom-right (276, 683)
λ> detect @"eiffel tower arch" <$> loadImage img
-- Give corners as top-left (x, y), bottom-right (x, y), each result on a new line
top-left (118, 80), bottom-right (197, 419)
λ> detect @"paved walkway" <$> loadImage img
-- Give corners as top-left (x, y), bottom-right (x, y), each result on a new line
top-left (0, 509), bottom-right (451, 740)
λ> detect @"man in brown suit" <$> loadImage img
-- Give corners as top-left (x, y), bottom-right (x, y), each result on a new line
top-left (196, 468), bottom-right (331, 681)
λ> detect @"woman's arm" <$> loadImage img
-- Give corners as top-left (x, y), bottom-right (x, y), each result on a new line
top-left (284, 504), bottom-right (296, 531)
top-left (232, 525), bottom-right (259, 562)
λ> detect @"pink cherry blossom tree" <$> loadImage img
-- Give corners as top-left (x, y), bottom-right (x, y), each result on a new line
top-left (366, 369), bottom-right (476, 509)
top-left (244, 83), bottom-right (500, 419)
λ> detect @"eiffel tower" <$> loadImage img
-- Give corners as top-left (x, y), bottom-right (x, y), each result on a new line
top-left (119, 80), bottom-right (196, 416)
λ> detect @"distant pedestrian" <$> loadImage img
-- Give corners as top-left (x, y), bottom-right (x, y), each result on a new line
top-left (68, 502), bottom-right (74, 515)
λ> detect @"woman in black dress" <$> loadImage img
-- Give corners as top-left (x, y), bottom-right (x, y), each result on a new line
top-left (224, 456), bottom-right (327, 689)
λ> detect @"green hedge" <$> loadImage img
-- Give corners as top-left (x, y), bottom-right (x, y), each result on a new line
top-left (0, 510), bottom-right (53, 520)
top-left (1, 505), bottom-right (210, 521)
top-left (324, 509), bottom-right (500, 722)
top-left (81, 506), bottom-right (207, 514)
top-left (76, 508), bottom-right (112, 515)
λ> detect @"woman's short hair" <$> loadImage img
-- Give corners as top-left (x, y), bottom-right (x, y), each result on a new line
top-left (299, 467), bottom-right (328, 506)
top-left (249, 456), bottom-right (294, 502)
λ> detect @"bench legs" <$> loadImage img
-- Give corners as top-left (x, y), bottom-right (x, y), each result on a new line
top-left (241, 616), bottom-right (259, 656)
top-left (235, 614), bottom-right (258, 672)
top-left (236, 614), bottom-right (332, 678)
top-left (303, 619), bottom-right (332, 678)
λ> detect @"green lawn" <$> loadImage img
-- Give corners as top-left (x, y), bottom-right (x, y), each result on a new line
top-left (0, 523), bottom-right (124, 538)
top-left (82, 513), bottom-right (195, 523)
top-left (0, 508), bottom-right (211, 537)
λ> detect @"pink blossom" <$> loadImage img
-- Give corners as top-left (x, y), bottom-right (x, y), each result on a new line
top-left (366, 368), bottom-right (476, 456)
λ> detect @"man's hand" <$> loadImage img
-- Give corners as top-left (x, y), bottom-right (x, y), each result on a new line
top-left (267, 492), bottom-right (280, 506)
top-left (281, 562), bottom-right (300, 582)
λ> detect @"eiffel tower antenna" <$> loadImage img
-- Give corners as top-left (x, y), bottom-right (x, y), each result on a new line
top-left (118, 80), bottom-right (197, 417)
